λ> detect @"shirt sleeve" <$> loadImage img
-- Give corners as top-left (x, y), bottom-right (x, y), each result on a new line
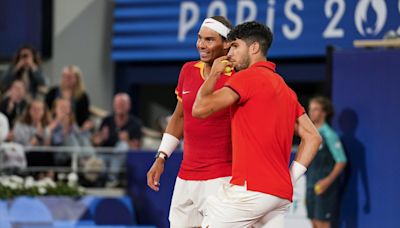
top-left (175, 63), bottom-right (188, 102)
top-left (224, 72), bottom-right (251, 104)
top-left (325, 129), bottom-right (347, 163)
top-left (296, 101), bottom-right (305, 117)
top-left (128, 117), bottom-right (143, 140)
top-left (99, 116), bottom-right (108, 130)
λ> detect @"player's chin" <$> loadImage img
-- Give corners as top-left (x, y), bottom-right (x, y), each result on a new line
top-left (200, 56), bottom-right (211, 63)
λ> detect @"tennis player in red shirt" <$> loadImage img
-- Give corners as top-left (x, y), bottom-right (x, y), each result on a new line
top-left (193, 21), bottom-right (322, 227)
top-left (146, 16), bottom-right (234, 227)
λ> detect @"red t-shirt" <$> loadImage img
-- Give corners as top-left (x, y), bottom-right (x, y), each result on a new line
top-left (225, 61), bottom-right (305, 201)
top-left (175, 61), bottom-right (232, 180)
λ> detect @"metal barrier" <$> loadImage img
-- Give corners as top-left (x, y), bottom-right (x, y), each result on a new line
top-left (25, 146), bottom-right (125, 173)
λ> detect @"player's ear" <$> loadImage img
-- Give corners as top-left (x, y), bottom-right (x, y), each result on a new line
top-left (250, 42), bottom-right (260, 55)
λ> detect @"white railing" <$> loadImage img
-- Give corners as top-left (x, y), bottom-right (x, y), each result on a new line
top-left (0, 145), bottom-right (130, 174)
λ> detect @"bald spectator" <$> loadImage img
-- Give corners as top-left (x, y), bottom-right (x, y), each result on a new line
top-left (92, 93), bottom-right (142, 149)
top-left (92, 93), bottom-right (142, 187)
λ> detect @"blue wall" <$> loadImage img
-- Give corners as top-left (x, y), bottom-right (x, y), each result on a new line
top-left (126, 152), bottom-right (182, 228)
top-left (332, 49), bottom-right (400, 228)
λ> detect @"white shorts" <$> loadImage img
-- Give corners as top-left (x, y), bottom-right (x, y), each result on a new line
top-left (169, 176), bottom-right (231, 227)
top-left (202, 183), bottom-right (291, 228)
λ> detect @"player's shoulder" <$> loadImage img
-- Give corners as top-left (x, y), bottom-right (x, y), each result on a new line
top-left (179, 61), bottom-right (201, 78)
top-left (182, 61), bottom-right (200, 69)
top-left (228, 68), bottom-right (250, 81)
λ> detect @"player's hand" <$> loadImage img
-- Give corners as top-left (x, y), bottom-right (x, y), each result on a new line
top-left (147, 158), bottom-right (165, 191)
top-left (209, 56), bottom-right (231, 79)
top-left (314, 178), bottom-right (332, 195)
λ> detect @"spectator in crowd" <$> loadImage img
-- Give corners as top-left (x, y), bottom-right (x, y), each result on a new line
top-left (0, 80), bottom-right (28, 128)
top-left (0, 45), bottom-right (47, 96)
top-left (92, 93), bottom-right (142, 149)
top-left (307, 96), bottom-right (347, 228)
top-left (13, 99), bottom-right (53, 173)
top-left (47, 98), bottom-right (90, 166)
top-left (13, 99), bottom-right (51, 146)
top-left (92, 93), bottom-right (142, 187)
top-left (45, 65), bottom-right (92, 129)
top-left (0, 112), bottom-right (9, 144)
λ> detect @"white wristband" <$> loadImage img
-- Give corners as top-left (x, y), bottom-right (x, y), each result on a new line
top-left (290, 161), bottom-right (307, 184)
top-left (158, 133), bottom-right (180, 157)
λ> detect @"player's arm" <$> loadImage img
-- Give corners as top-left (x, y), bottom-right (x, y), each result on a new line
top-left (192, 56), bottom-right (239, 118)
top-left (147, 101), bottom-right (183, 191)
top-left (164, 100), bottom-right (184, 139)
top-left (290, 114), bottom-right (322, 184)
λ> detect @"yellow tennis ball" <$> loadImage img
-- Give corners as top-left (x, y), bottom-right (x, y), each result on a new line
top-left (221, 60), bottom-right (232, 73)
top-left (314, 184), bottom-right (321, 194)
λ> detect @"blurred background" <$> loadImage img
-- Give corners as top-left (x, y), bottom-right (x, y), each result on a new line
top-left (0, 0), bottom-right (399, 228)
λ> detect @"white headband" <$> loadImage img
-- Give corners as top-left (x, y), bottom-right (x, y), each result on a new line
top-left (200, 18), bottom-right (230, 38)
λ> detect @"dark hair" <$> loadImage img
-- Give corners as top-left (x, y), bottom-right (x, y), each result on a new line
top-left (310, 96), bottom-right (334, 122)
top-left (18, 99), bottom-right (50, 126)
top-left (227, 21), bottom-right (273, 55)
top-left (210, 16), bottom-right (233, 40)
top-left (13, 45), bottom-right (42, 66)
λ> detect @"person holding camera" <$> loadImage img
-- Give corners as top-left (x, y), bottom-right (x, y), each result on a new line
top-left (1, 45), bottom-right (47, 97)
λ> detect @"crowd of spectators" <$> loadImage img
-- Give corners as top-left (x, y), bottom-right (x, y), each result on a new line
top-left (0, 46), bottom-right (146, 187)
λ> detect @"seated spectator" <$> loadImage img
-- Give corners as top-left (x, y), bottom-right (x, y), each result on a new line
top-left (0, 45), bottom-right (47, 97)
top-left (47, 98), bottom-right (89, 166)
top-left (92, 93), bottom-right (142, 187)
top-left (13, 99), bottom-right (51, 146)
top-left (45, 65), bottom-right (92, 129)
top-left (92, 93), bottom-right (142, 149)
top-left (13, 99), bottom-right (53, 172)
top-left (0, 80), bottom-right (28, 128)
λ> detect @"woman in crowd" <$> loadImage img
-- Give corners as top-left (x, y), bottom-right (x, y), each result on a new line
top-left (47, 98), bottom-right (92, 166)
top-left (13, 99), bottom-right (53, 170)
top-left (13, 99), bottom-right (51, 146)
top-left (45, 65), bottom-right (92, 129)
